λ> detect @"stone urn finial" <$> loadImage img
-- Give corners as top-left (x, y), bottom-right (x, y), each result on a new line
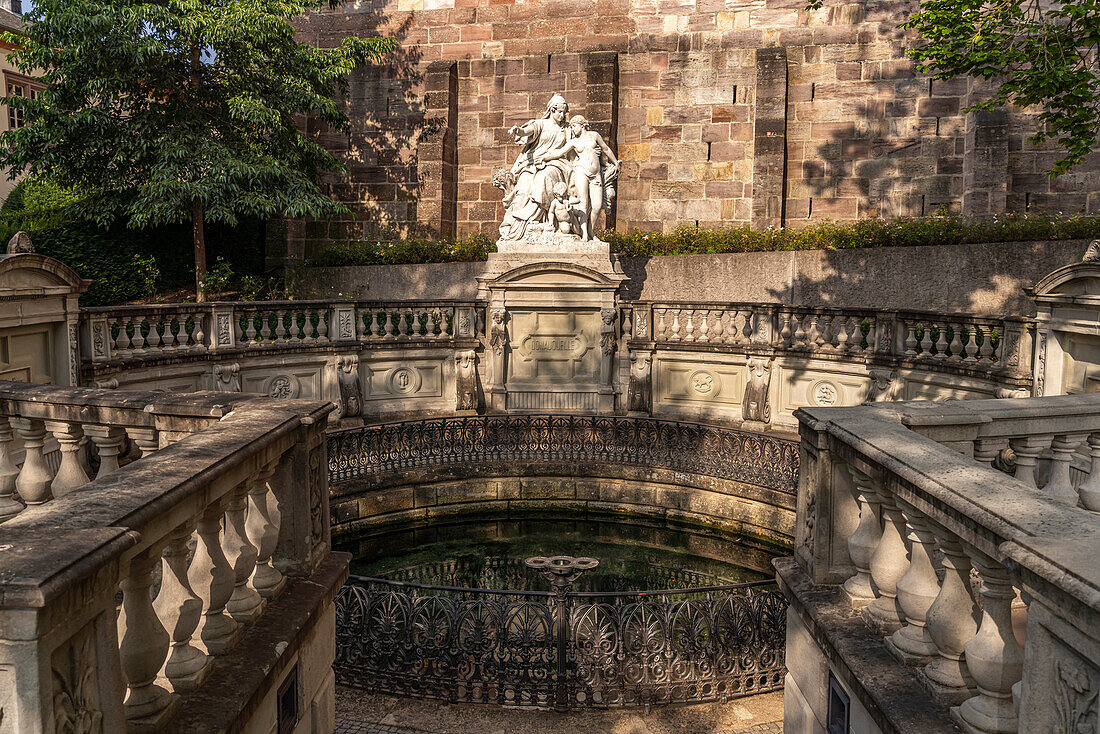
top-left (6, 231), bottom-right (33, 254)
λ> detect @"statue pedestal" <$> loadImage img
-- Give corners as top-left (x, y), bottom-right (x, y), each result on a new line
top-left (478, 243), bottom-right (627, 414)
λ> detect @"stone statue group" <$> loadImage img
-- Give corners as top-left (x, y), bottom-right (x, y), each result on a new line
top-left (492, 94), bottom-right (622, 244)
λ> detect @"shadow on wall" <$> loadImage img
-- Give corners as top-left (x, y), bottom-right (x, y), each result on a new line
top-left (298, 7), bottom-right (451, 256)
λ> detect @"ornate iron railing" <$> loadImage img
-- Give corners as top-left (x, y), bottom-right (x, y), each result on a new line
top-left (334, 575), bottom-right (787, 710)
top-left (327, 414), bottom-right (799, 495)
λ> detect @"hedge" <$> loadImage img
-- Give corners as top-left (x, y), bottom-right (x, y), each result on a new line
top-left (303, 213), bottom-right (1100, 267)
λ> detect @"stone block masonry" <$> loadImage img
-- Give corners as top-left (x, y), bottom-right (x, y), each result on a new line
top-left (278, 0), bottom-right (1100, 260)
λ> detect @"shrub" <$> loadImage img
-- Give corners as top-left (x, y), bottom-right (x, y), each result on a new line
top-left (305, 233), bottom-right (496, 267)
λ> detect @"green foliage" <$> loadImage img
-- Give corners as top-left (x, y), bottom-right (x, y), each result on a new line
top-left (200, 257), bottom-right (235, 297)
top-left (0, 0), bottom-right (395, 232)
top-left (602, 214), bottom-right (1100, 256)
top-left (304, 214), bottom-right (1100, 266)
top-left (305, 233), bottom-right (497, 267)
top-left (897, 0), bottom-right (1100, 176)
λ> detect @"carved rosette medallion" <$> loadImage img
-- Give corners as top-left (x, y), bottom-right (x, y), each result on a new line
top-left (810, 380), bottom-right (839, 407)
top-left (389, 367), bottom-right (421, 395)
top-left (689, 370), bottom-right (717, 397)
top-left (267, 374), bottom-right (296, 399)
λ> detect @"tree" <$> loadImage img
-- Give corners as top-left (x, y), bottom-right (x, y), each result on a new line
top-left (0, 0), bottom-right (395, 300)
top-left (901, 0), bottom-right (1100, 177)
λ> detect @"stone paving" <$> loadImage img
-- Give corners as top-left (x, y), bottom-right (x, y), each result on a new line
top-left (335, 717), bottom-right (782, 734)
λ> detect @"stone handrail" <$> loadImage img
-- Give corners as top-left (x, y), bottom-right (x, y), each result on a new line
top-left (0, 380), bottom-right (338, 731)
top-left (82, 299), bottom-right (481, 363)
top-left (792, 395), bottom-right (1100, 733)
top-left (627, 302), bottom-right (1032, 379)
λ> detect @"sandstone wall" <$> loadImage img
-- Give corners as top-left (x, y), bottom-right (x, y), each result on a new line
top-left (276, 0), bottom-right (1100, 262)
top-left (296, 238), bottom-right (1090, 315)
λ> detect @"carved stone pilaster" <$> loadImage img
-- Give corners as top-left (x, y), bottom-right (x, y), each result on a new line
top-left (742, 356), bottom-right (773, 430)
top-left (335, 355), bottom-right (362, 419)
top-left (628, 352), bottom-right (652, 414)
top-left (455, 350), bottom-right (478, 412)
top-left (212, 363), bottom-right (241, 393)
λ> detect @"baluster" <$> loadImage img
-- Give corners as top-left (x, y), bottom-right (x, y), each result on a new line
top-left (710, 310), bottom-right (725, 343)
top-left (904, 321), bottom-right (918, 355)
top-left (741, 310), bottom-right (754, 344)
top-left (246, 466), bottom-right (284, 598)
top-left (383, 310), bottom-right (395, 340)
top-left (398, 309), bottom-right (411, 339)
top-left (11, 417), bottom-right (53, 505)
top-left (793, 314), bottom-right (806, 348)
top-left (835, 316), bottom-right (850, 352)
top-left (301, 310), bottom-right (316, 343)
top-left (154, 521), bottom-right (211, 692)
top-left (919, 322), bottom-right (934, 358)
top-left (146, 316), bottom-right (162, 352)
top-left (947, 323), bottom-right (964, 362)
top-left (977, 325), bottom-right (994, 366)
top-left (807, 315), bottom-right (821, 349)
top-left (921, 527), bottom-right (980, 705)
top-left (428, 309), bottom-right (441, 339)
top-left (697, 310), bottom-right (709, 343)
top-left (934, 321), bottom-right (950, 360)
top-left (1080, 433), bottom-right (1100, 511)
top-left (131, 317), bottom-right (147, 355)
top-left (116, 317), bottom-right (132, 355)
top-left (233, 311), bottom-right (246, 346)
top-left (274, 309), bottom-right (287, 344)
top-left (952, 549), bottom-right (1024, 734)
top-left (863, 491), bottom-right (909, 633)
top-left (175, 315), bottom-right (190, 349)
top-left (316, 308), bottom-right (329, 341)
top-left (188, 500), bottom-right (239, 654)
top-left (287, 309), bottom-right (302, 343)
top-left (683, 310), bottom-right (696, 342)
top-left (85, 425), bottom-right (126, 479)
top-left (973, 438), bottom-right (1006, 469)
top-left (963, 327), bottom-right (979, 363)
top-left (193, 313), bottom-right (206, 350)
top-left (1045, 433), bottom-right (1086, 504)
top-left (842, 467), bottom-right (881, 608)
top-left (849, 318), bottom-right (863, 352)
top-left (118, 549), bottom-right (173, 723)
top-left (655, 309), bottom-right (667, 340)
top-left (161, 317), bottom-right (177, 351)
top-left (222, 481), bottom-right (265, 623)
top-left (355, 309), bottom-right (369, 341)
top-left (670, 310), bottom-right (681, 341)
top-left (1008, 436), bottom-right (1046, 489)
top-left (721, 310), bottom-right (736, 345)
top-left (258, 310), bottom-right (272, 344)
top-left (779, 312), bottom-right (792, 347)
top-left (127, 427), bottom-right (159, 460)
top-left (0, 417), bottom-right (24, 521)
top-left (819, 314), bottom-right (834, 349)
top-left (44, 421), bottom-right (90, 498)
top-left (244, 310), bottom-right (258, 343)
top-left (887, 499), bottom-right (941, 663)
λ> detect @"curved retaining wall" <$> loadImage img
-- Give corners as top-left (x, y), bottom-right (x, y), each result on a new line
top-left (327, 414), bottom-right (800, 554)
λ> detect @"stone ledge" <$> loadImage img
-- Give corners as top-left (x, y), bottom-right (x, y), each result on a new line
top-left (773, 556), bottom-right (958, 734)
top-left (162, 552), bottom-right (350, 734)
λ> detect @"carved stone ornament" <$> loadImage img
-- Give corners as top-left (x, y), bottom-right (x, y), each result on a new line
top-left (52, 622), bottom-right (104, 734)
top-left (216, 313), bottom-right (233, 347)
top-left (495, 95), bottom-right (622, 245)
top-left (1053, 655), bottom-right (1098, 733)
top-left (455, 350), bottom-right (478, 411)
top-left (6, 231), bottom-right (33, 254)
top-left (742, 356), bottom-right (773, 424)
top-left (628, 352), bottom-right (652, 413)
top-left (864, 368), bottom-right (902, 403)
top-left (599, 309), bottom-right (616, 387)
top-left (1084, 239), bottom-right (1100, 263)
top-left (267, 374), bottom-right (297, 399)
top-left (489, 309), bottom-right (507, 356)
top-left (336, 356), bottom-right (362, 418)
top-left (213, 363), bottom-right (241, 393)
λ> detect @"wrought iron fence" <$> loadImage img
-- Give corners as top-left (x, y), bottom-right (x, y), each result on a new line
top-left (334, 575), bottom-right (788, 710)
top-left (327, 414), bottom-right (799, 495)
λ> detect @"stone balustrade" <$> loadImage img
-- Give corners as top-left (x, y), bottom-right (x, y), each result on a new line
top-left (82, 300), bottom-right (479, 362)
top-left (784, 394), bottom-right (1100, 734)
top-left (630, 302), bottom-right (1031, 378)
top-left (0, 380), bottom-right (346, 733)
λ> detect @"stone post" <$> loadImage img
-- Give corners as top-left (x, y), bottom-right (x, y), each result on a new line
top-left (841, 466), bottom-right (881, 608)
top-left (752, 47), bottom-right (788, 230)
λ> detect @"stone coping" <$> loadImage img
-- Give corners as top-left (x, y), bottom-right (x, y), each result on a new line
top-left (797, 398), bottom-right (1100, 620)
top-left (774, 557), bottom-right (957, 734)
top-left (162, 552), bottom-right (350, 734)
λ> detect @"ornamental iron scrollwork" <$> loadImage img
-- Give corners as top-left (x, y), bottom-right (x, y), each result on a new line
top-left (327, 414), bottom-right (798, 496)
top-left (334, 573), bottom-right (787, 710)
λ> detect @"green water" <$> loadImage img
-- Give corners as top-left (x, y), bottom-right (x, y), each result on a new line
top-left (348, 516), bottom-right (781, 593)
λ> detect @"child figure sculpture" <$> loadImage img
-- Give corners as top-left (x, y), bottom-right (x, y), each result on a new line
top-left (547, 181), bottom-right (582, 235)
top-left (538, 115), bottom-right (621, 241)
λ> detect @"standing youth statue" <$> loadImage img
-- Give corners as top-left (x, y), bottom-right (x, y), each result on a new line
top-left (493, 95), bottom-right (621, 246)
